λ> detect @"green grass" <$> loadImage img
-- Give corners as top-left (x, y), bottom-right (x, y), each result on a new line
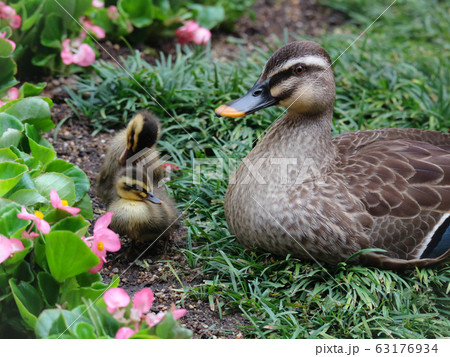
top-left (67, 0), bottom-right (449, 338)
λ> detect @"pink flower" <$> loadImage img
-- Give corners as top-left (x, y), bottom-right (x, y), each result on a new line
top-left (7, 87), bottom-right (18, 100)
top-left (175, 20), bottom-right (211, 45)
top-left (21, 231), bottom-right (39, 239)
top-left (0, 4), bottom-right (15, 19)
top-left (192, 27), bottom-right (211, 45)
top-left (131, 288), bottom-right (154, 319)
top-left (162, 163), bottom-right (180, 172)
top-left (0, 235), bottom-right (24, 264)
top-left (92, 0), bottom-right (104, 8)
top-left (107, 6), bottom-right (119, 20)
top-left (17, 206), bottom-right (50, 234)
top-left (9, 14), bottom-right (21, 29)
top-left (115, 327), bottom-right (137, 339)
top-left (82, 212), bottom-right (120, 273)
top-left (104, 287), bottom-right (130, 314)
top-left (50, 189), bottom-right (80, 215)
top-left (0, 31), bottom-right (15, 51)
top-left (80, 16), bottom-right (105, 39)
top-left (61, 38), bottom-right (96, 67)
top-left (146, 307), bottom-right (187, 328)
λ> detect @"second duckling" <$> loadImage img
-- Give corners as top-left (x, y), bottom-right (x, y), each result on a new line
top-left (97, 111), bottom-right (165, 206)
top-left (108, 166), bottom-right (178, 244)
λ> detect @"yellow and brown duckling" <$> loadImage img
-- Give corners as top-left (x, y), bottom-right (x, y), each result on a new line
top-left (108, 166), bottom-right (178, 244)
top-left (97, 111), bottom-right (165, 205)
top-left (216, 41), bottom-right (450, 269)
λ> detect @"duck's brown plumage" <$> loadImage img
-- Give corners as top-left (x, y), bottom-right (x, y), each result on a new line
top-left (216, 41), bottom-right (450, 268)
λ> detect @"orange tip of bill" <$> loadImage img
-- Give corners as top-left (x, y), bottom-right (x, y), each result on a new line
top-left (215, 104), bottom-right (246, 117)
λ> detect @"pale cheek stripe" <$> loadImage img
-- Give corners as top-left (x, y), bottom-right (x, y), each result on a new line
top-left (265, 56), bottom-right (330, 78)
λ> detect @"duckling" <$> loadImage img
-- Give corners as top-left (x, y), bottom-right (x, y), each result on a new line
top-left (216, 41), bottom-right (450, 269)
top-left (97, 111), bottom-right (165, 205)
top-left (108, 166), bottom-right (178, 244)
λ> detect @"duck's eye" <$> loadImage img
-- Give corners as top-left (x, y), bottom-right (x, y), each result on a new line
top-left (294, 65), bottom-right (304, 75)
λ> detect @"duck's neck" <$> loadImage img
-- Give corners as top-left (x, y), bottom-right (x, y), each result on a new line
top-left (255, 109), bottom-right (337, 171)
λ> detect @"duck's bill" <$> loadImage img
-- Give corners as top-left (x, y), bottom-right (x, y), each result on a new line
top-left (146, 192), bottom-right (162, 204)
top-left (118, 148), bottom-right (132, 166)
top-left (215, 79), bottom-right (279, 117)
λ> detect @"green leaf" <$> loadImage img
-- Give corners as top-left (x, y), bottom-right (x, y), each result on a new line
top-left (13, 261), bottom-right (34, 283)
top-left (51, 215), bottom-right (89, 237)
top-left (45, 231), bottom-right (100, 282)
top-left (45, 159), bottom-right (90, 201)
top-left (74, 193), bottom-right (93, 219)
top-left (34, 172), bottom-right (76, 205)
top-left (0, 199), bottom-right (26, 237)
top-left (26, 124), bottom-right (56, 164)
top-left (0, 128), bottom-right (22, 148)
top-left (0, 37), bottom-right (14, 56)
top-left (1, 97), bottom-right (54, 132)
top-left (9, 279), bottom-right (43, 330)
top-left (75, 322), bottom-right (97, 339)
top-left (40, 14), bottom-right (63, 48)
top-left (0, 161), bottom-right (28, 196)
top-left (189, 4), bottom-right (225, 29)
top-left (118, 0), bottom-right (154, 28)
top-left (2, 239), bottom-right (33, 270)
top-left (37, 272), bottom-right (60, 307)
top-left (0, 147), bottom-right (18, 162)
top-left (155, 312), bottom-right (176, 338)
top-left (76, 272), bottom-right (102, 287)
top-left (35, 309), bottom-right (67, 338)
top-left (0, 112), bottom-right (24, 132)
top-left (44, 0), bottom-right (92, 29)
top-left (7, 188), bottom-right (48, 206)
top-left (19, 82), bottom-right (46, 98)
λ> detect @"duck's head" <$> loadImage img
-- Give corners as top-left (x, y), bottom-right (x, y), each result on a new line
top-left (215, 41), bottom-right (335, 117)
top-left (115, 167), bottom-right (162, 204)
top-left (118, 111), bottom-right (161, 165)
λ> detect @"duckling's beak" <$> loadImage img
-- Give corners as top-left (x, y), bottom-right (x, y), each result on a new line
top-left (215, 79), bottom-right (278, 117)
top-left (118, 148), bottom-right (132, 166)
top-left (146, 192), bottom-right (162, 205)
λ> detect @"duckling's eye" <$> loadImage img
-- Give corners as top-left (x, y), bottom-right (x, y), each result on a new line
top-left (293, 65), bottom-right (304, 75)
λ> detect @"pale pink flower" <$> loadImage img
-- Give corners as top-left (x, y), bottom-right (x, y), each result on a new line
top-left (80, 16), bottom-right (105, 39)
top-left (61, 38), bottom-right (96, 67)
top-left (17, 206), bottom-right (50, 234)
top-left (0, 4), bottom-right (15, 19)
top-left (9, 14), bottom-right (20, 29)
top-left (92, 0), bottom-right (104, 8)
top-left (21, 231), bottom-right (39, 239)
top-left (50, 189), bottom-right (80, 215)
top-left (146, 308), bottom-right (187, 328)
top-left (0, 235), bottom-right (24, 264)
top-left (104, 287), bottom-right (130, 314)
top-left (107, 6), bottom-right (119, 20)
top-left (82, 212), bottom-right (120, 273)
top-left (0, 31), bottom-right (15, 51)
top-left (131, 288), bottom-right (154, 320)
top-left (115, 327), bottom-right (137, 339)
top-left (162, 162), bottom-right (180, 172)
top-left (0, 100), bottom-right (4, 106)
top-left (192, 27), bottom-right (211, 45)
top-left (175, 20), bottom-right (211, 45)
top-left (7, 87), bottom-right (18, 100)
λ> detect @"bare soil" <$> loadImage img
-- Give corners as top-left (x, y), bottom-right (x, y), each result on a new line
top-left (40, 0), bottom-right (344, 338)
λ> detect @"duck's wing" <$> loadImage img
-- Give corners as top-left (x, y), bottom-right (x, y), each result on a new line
top-left (335, 136), bottom-right (450, 267)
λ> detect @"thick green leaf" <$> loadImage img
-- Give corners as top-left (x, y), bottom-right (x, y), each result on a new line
top-left (189, 4), bottom-right (225, 29)
top-left (0, 147), bottom-right (18, 162)
top-left (0, 199), bottom-right (26, 237)
top-left (34, 172), bottom-right (76, 205)
top-left (0, 161), bottom-right (28, 196)
top-left (35, 309), bottom-right (67, 338)
top-left (1, 97), bottom-right (54, 132)
top-left (118, 0), bottom-right (154, 27)
top-left (74, 193), bottom-right (93, 219)
top-left (7, 188), bottom-right (48, 206)
top-left (44, 0), bottom-right (92, 29)
top-left (45, 159), bottom-right (90, 201)
top-left (9, 279), bottom-right (43, 330)
top-left (0, 112), bottom-right (24, 132)
top-left (26, 124), bottom-right (56, 164)
top-left (19, 82), bottom-right (46, 98)
top-left (155, 312), bottom-right (176, 338)
top-left (51, 215), bottom-right (89, 237)
top-left (75, 322), bottom-right (97, 339)
top-left (0, 128), bottom-right (22, 148)
top-left (0, 57), bottom-right (17, 93)
top-left (37, 272), bottom-right (60, 307)
top-left (40, 14), bottom-right (63, 48)
top-left (0, 37), bottom-right (14, 56)
top-left (76, 272), bottom-right (102, 287)
top-left (45, 231), bottom-right (100, 282)
top-left (13, 261), bottom-right (34, 283)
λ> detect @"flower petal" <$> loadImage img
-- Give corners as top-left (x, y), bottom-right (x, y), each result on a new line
top-left (0, 235), bottom-right (12, 264)
top-left (9, 238), bottom-right (24, 253)
top-left (132, 288), bottom-right (154, 316)
top-left (35, 218), bottom-right (50, 234)
top-left (17, 206), bottom-right (37, 222)
top-left (172, 308), bottom-right (187, 320)
top-left (95, 228), bottom-right (120, 252)
top-left (94, 212), bottom-right (114, 231)
top-left (88, 260), bottom-right (103, 273)
top-left (62, 206), bottom-right (81, 215)
top-left (145, 311), bottom-right (165, 328)
top-left (104, 288), bottom-right (130, 313)
top-left (115, 327), bottom-right (136, 339)
top-left (50, 189), bottom-right (62, 209)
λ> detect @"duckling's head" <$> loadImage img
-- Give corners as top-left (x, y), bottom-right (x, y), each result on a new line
top-left (216, 41), bottom-right (335, 117)
top-left (119, 111), bottom-right (161, 165)
top-left (115, 167), bottom-right (162, 204)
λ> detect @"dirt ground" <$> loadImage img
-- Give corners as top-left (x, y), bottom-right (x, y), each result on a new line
top-left (41, 0), bottom-right (344, 338)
